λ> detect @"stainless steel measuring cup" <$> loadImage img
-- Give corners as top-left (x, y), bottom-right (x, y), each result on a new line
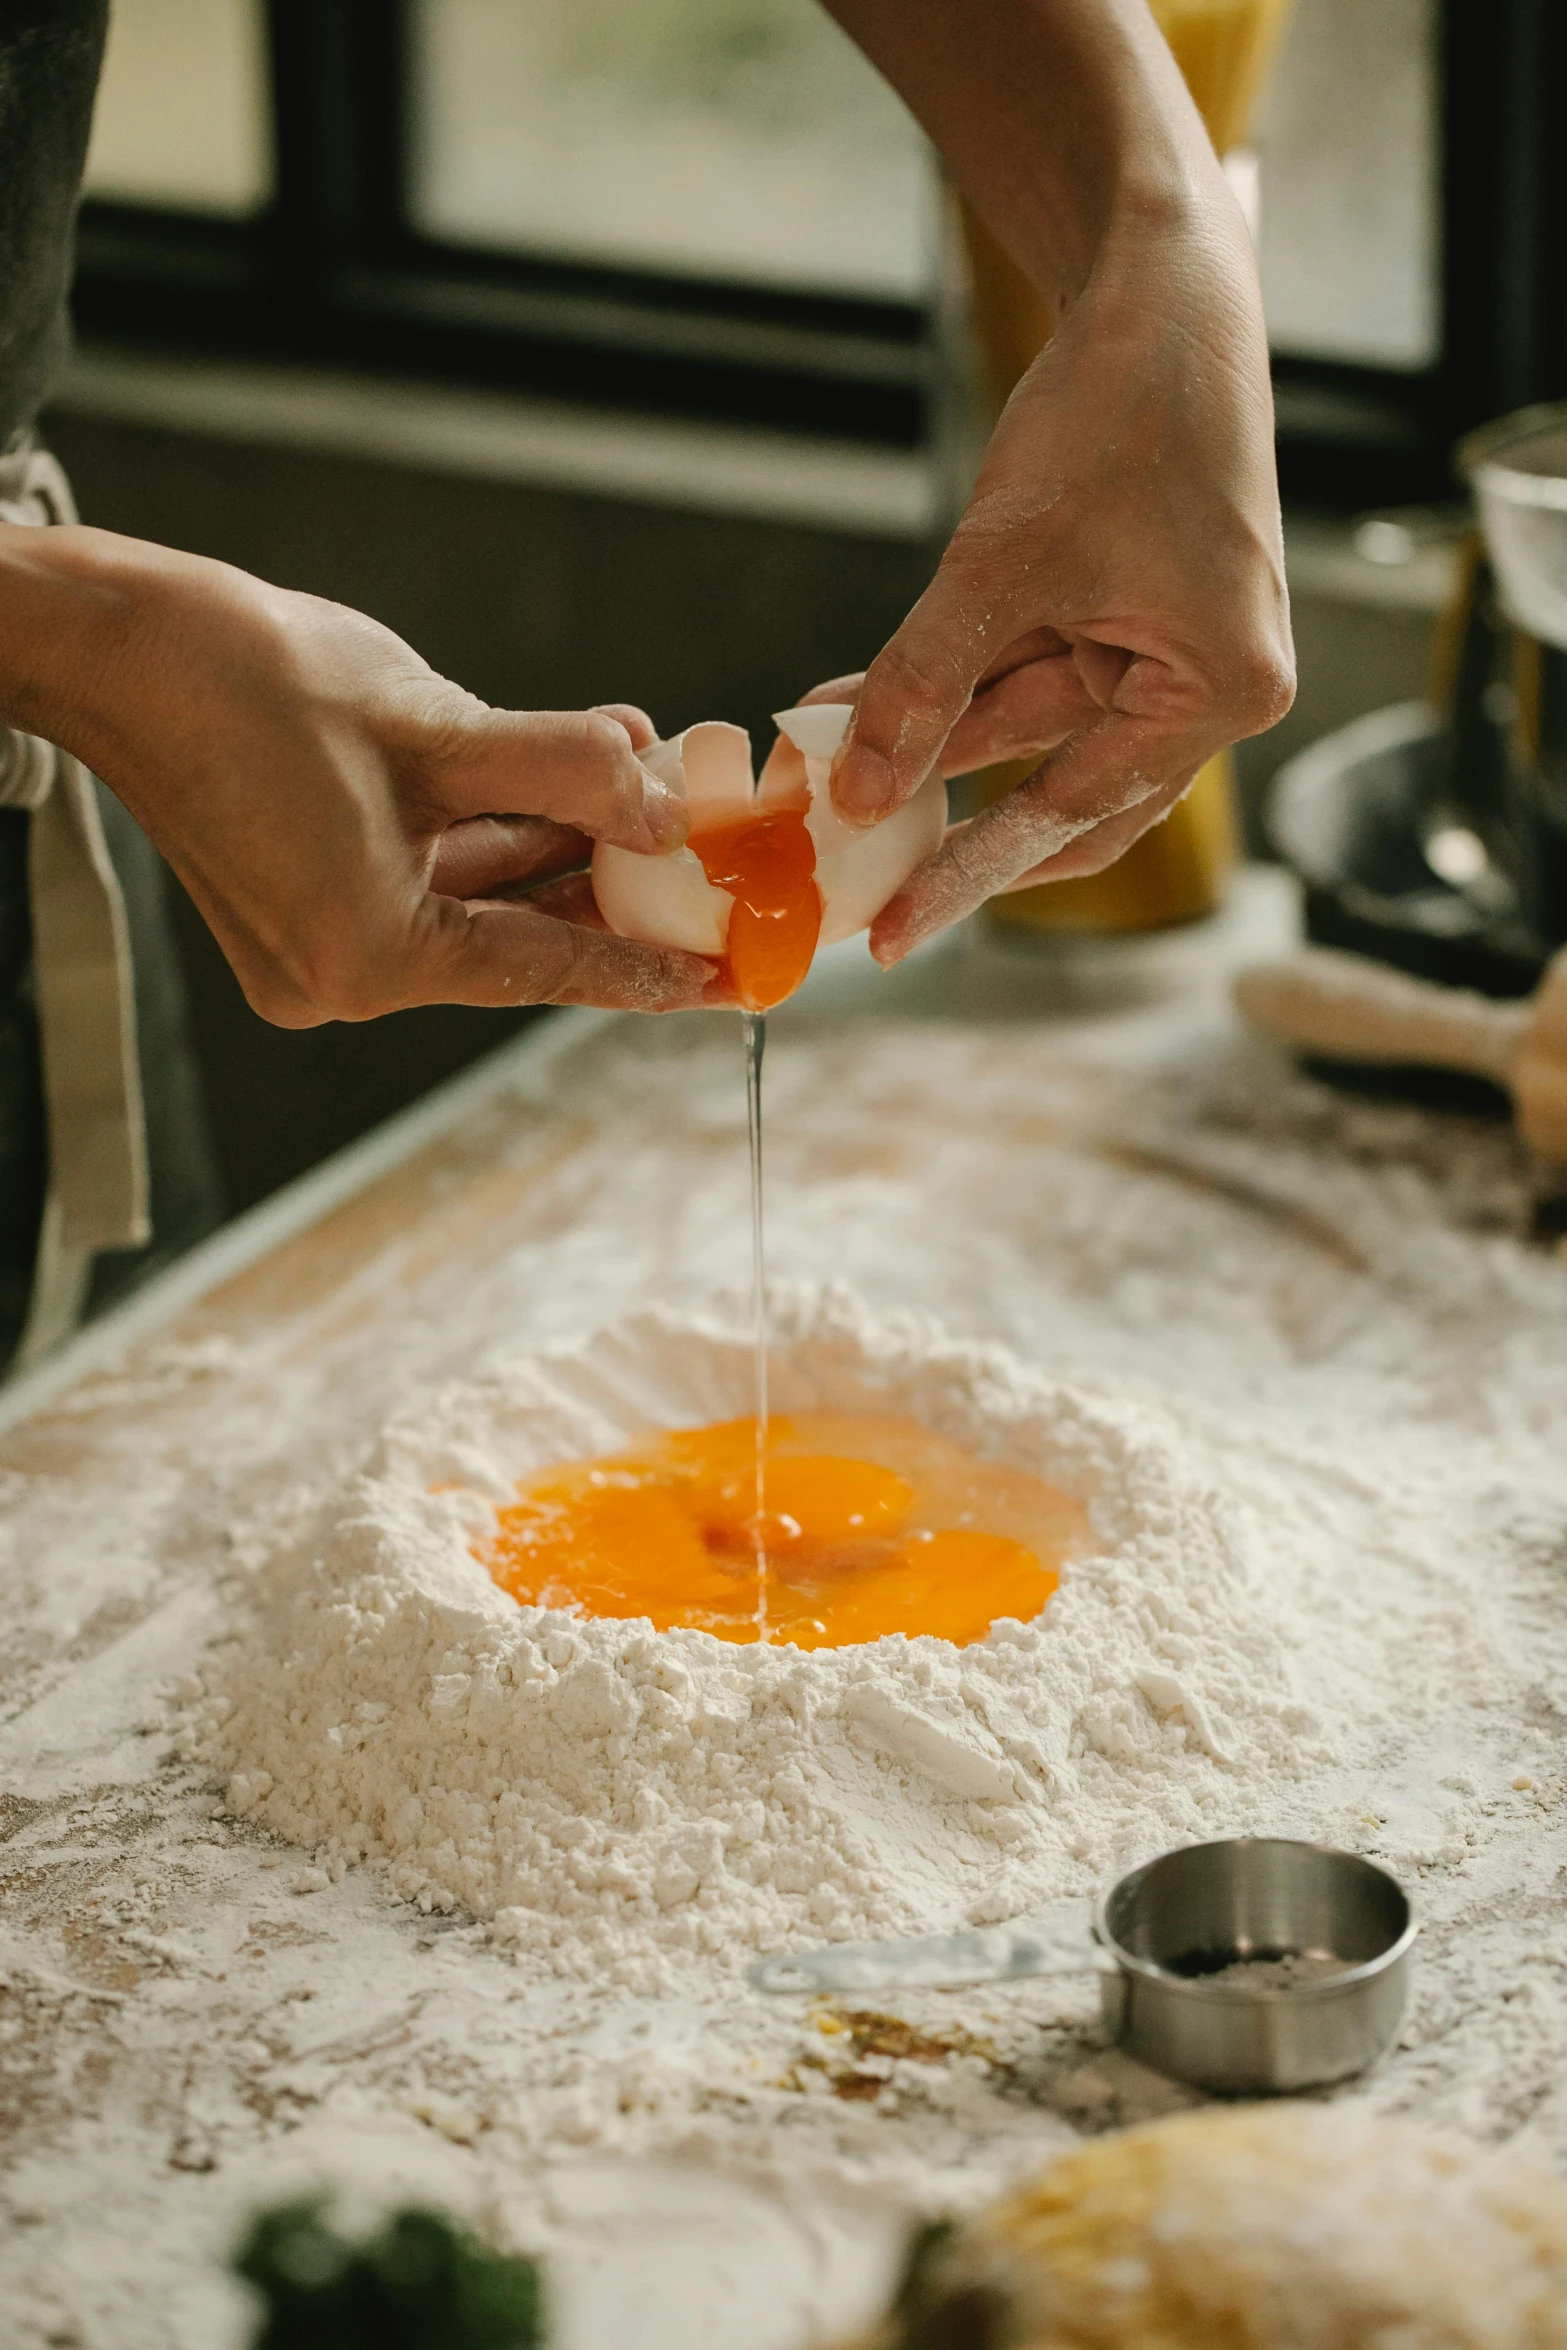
top-left (752, 1837), bottom-right (1416, 2096)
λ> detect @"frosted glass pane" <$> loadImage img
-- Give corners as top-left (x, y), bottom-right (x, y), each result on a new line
top-left (1256, 0), bottom-right (1439, 368)
top-left (84, 0), bottom-right (272, 216)
top-left (409, 0), bottom-right (934, 300)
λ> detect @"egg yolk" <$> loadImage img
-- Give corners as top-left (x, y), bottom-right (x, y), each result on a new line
top-left (478, 1412), bottom-right (1090, 1649)
top-left (693, 808), bottom-right (821, 1012)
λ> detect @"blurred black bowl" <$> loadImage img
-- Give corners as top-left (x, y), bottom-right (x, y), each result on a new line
top-left (1265, 702), bottom-right (1546, 1000)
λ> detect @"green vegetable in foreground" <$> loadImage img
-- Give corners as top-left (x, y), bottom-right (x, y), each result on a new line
top-left (235, 2199), bottom-right (542, 2348)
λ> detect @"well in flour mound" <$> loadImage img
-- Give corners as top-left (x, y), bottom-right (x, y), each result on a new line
top-left (193, 1286), bottom-right (1327, 1980)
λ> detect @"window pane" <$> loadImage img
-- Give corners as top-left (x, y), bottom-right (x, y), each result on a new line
top-left (409, 0), bottom-right (934, 300)
top-left (84, 0), bottom-right (272, 216)
top-left (1256, 0), bottom-right (1439, 369)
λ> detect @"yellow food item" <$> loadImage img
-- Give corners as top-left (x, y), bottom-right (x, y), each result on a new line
top-left (690, 804), bottom-right (821, 1013)
top-left (1150, 0), bottom-right (1294, 157)
top-left (478, 1411), bottom-right (1089, 1649)
top-left (851, 2106), bottom-right (1567, 2349)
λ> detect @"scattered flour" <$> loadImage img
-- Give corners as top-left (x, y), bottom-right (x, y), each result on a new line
top-left (197, 1283), bottom-right (1436, 1984)
top-left (8, 919), bottom-right (1567, 2350)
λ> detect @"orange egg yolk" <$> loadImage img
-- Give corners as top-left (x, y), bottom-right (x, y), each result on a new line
top-left (478, 1411), bottom-right (1090, 1649)
top-left (692, 807), bottom-right (821, 1012)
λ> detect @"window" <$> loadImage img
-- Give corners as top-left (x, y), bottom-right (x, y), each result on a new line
top-left (84, 0), bottom-right (272, 217)
top-left (1256, 0), bottom-right (1439, 371)
top-left (409, 0), bottom-right (934, 300)
top-left (66, 2), bottom-right (1567, 496)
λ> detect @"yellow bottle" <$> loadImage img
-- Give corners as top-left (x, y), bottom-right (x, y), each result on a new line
top-left (967, 0), bottom-right (1292, 941)
top-left (1150, 0), bottom-right (1294, 155)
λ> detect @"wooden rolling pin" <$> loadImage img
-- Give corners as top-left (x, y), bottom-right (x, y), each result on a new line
top-left (1234, 945), bottom-right (1567, 1161)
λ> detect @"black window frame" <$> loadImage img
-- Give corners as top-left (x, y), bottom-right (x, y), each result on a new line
top-left (1271, 0), bottom-right (1567, 503)
top-left (69, 0), bottom-right (1567, 498)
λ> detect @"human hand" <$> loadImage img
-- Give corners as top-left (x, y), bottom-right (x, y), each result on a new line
top-left (819, 175), bottom-right (1293, 965)
top-left (0, 523), bottom-right (727, 1023)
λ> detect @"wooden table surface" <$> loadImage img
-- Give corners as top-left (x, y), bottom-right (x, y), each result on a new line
top-left (6, 873), bottom-right (1567, 2350)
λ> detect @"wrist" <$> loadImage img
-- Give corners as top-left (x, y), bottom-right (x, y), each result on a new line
top-left (1027, 72), bottom-right (1235, 318)
top-left (827, 0), bottom-right (1230, 313)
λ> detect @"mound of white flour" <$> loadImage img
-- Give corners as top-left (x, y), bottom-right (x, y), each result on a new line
top-left (192, 1286), bottom-right (1398, 1984)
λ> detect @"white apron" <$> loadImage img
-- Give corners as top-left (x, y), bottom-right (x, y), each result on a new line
top-left (0, 435), bottom-right (149, 1362)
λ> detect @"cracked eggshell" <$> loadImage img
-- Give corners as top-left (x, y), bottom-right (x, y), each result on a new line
top-left (591, 839), bottom-right (732, 956)
top-left (769, 704), bottom-right (948, 947)
top-left (590, 702), bottom-right (947, 967)
top-left (590, 722), bottom-right (753, 956)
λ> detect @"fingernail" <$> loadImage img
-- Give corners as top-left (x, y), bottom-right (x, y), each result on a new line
top-left (831, 746), bottom-right (896, 828)
top-left (642, 780), bottom-right (689, 851)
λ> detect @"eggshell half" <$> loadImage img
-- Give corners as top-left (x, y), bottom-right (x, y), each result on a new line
top-left (773, 702), bottom-right (854, 762)
top-left (677, 721), bottom-right (754, 826)
top-left (808, 770), bottom-right (948, 945)
top-left (769, 702), bottom-right (946, 945)
top-left (590, 722), bottom-right (755, 954)
top-left (590, 701), bottom-right (947, 977)
top-left (590, 838), bottom-right (732, 956)
top-left (637, 734), bottom-right (686, 789)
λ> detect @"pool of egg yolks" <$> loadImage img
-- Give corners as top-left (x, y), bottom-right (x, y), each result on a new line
top-left (479, 1412), bottom-right (1091, 1649)
top-left (692, 807), bottom-right (821, 1012)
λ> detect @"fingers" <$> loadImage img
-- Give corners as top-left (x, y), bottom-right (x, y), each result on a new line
top-left (520, 870), bottom-right (740, 1000)
top-left (997, 777), bottom-right (1192, 892)
top-left (808, 640), bottom-right (1128, 780)
top-left (418, 892), bottom-right (729, 1015)
top-left (867, 716), bottom-right (1198, 965)
top-left (937, 649), bottom-right (1098, 775)
top-left (517, 870), bottom-right (609, 928)
top-left (796, 672), bottom-right (864, 707)
top-left (425, 707), bottom-right (689, 853)
top-left (215, 870), bottom-right (729, 1027)
top-left (1072, 637), bottom-right (1136, 712)
top-left (592, 701), bottom-right (656, 751)
top-left (830, 560), bottom-right (1003, 828)
top-left (429, 815), bottom-right (589, 899)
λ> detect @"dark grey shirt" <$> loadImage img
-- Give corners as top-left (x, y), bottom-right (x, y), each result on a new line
top-left (0, 1), bottom-right (107, 453)
top-left (0, 3), bottom-right (107, 1357)
top-left (0, 2), bottom-right (221, 1363)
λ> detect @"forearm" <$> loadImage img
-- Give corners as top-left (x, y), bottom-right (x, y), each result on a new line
top-left (823, 0), bottom-right (1223, 311)
top-left (0, 519), bottom-right (154, 770)
top-left (0, 520), bottom-right (299, 834)
top-left (2, 521), bottom-right (720, 1022)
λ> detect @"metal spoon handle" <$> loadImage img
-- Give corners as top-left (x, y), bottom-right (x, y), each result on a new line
top-left (751, 1908), bottom-right (1102, 1996)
